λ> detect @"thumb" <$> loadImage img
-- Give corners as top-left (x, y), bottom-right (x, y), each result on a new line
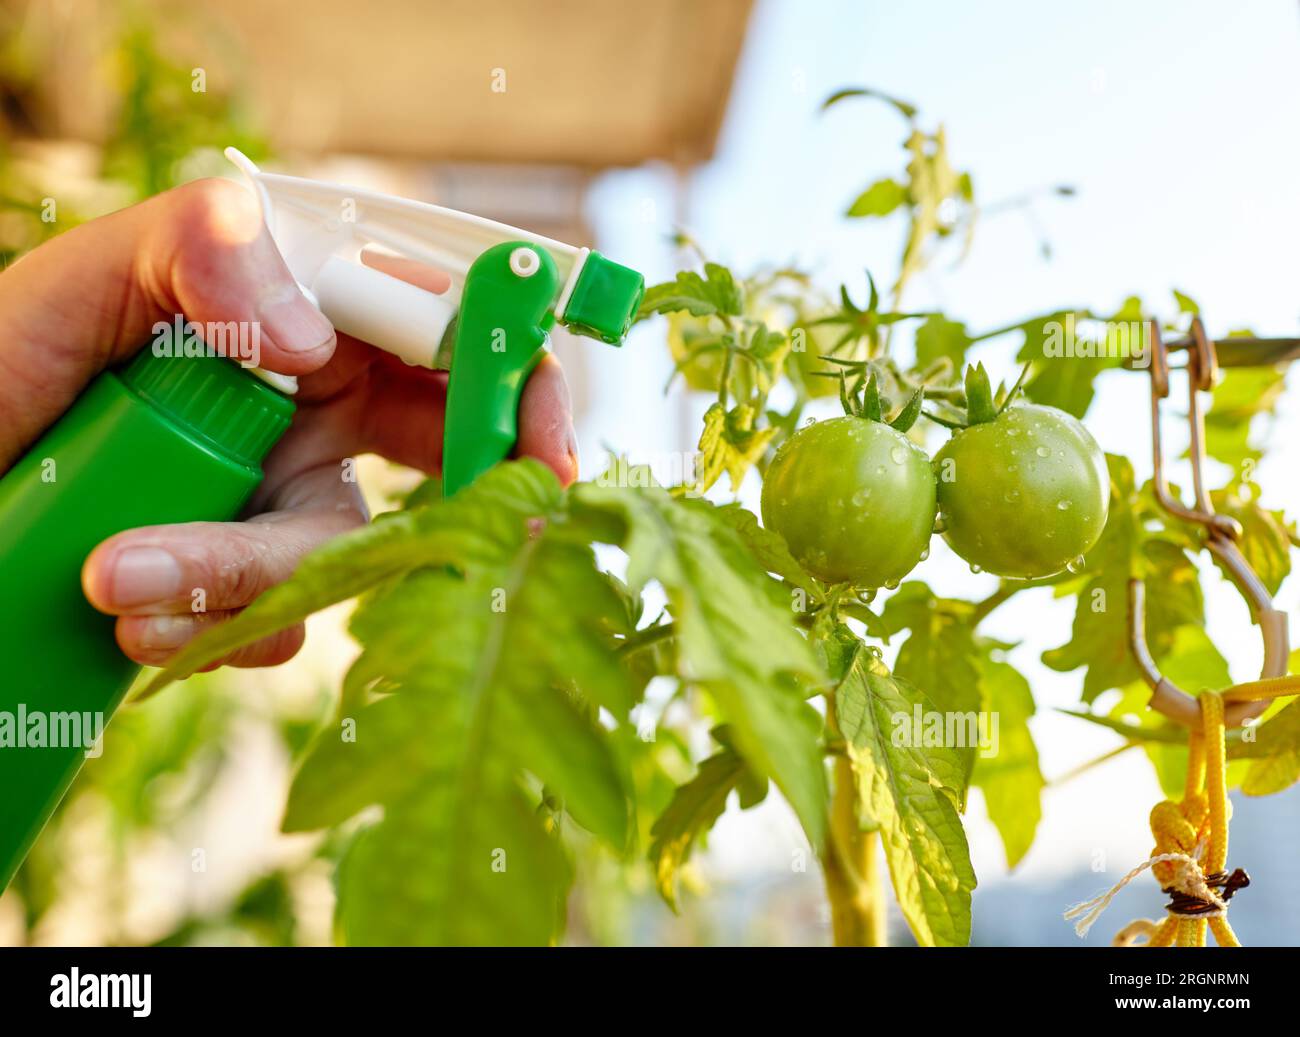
top-left (0, 176), bottom-right (335, 471)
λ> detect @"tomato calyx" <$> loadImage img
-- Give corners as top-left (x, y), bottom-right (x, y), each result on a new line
top-left (816, 364), bottom-right (925, 433)
top-left (924, 361), bottom-right (1031, 429)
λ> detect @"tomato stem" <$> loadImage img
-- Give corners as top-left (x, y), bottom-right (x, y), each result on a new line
top-left (822, 689), bottom-right (888, 946)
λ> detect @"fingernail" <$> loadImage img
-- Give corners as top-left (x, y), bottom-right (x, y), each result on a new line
top-left (259, 285), bottom-right (334, 353)
top-left (111, 547), bottom-right (183, 607)
top-left (566, 424), bottom-right (581, 477)
top-left (138, 615), bottom-right (196, 651)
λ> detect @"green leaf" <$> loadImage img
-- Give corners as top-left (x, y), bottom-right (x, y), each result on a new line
top-left (701, 501), bottom-right (821, 599)
top-left (695, 402), bottom-right (728, 492)
top-left (972, 650), bottom-right (1043, 869)
top-left (883, 583), bottom-right (983, 720)
top-left (138, 461), bottom-right (567, 696)
top-left (821, 86), bottom-right (918, 119)
top-left (1209, 489), bottom-right (1292, 596)
top-left (1172, 288), bottom-right (1200, 315)
top-left (648, 730), bottom-right (767, 911)
top-left (638, 262), bottom-right (743, 320)
top-left (847, 177), bottom-right (906, 218)
top-left (1202, 366), bottom-right (1287, 468)
top-left (280, 462), bottom-right (636, 945)
top-left (914, 314), bottom-right (972, 372)
top-left (833, 639), bottom-right (976, 946)
top-left (1060, 707), bottom-right (1189, 745)
top-left (1234, 699), bottom-right (1300, 796)
top-left (1042, 456), bottom-right (1205, 701)
top-left (1014, 308), bottom-right (1119, 419)
top-left (573, 481), bottom-right (828, 847)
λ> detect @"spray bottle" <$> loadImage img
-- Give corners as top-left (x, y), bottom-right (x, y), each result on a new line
top-left (0, 149), bottom-right (644, 889)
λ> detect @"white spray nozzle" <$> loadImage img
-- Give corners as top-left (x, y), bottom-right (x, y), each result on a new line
top-left (225, 148), bottom-right (588, 375)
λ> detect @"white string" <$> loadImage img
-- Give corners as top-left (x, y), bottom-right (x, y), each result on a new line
top-left (1063, 852), bottom-right (1225, 938)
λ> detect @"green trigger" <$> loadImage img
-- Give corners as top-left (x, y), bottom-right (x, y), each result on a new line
top-left (441, 242), bottom-right (560, 497)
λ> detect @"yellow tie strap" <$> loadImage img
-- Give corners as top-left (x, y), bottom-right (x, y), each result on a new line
top-left (1065, 689), bottom-right (1260, 947)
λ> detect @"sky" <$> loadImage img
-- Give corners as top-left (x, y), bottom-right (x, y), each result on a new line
top-left (576, 0), bottom-right (1300, 943)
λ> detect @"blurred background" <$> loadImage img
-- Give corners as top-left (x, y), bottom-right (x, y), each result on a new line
top-left (1, 0), bottom-right (1298, 946)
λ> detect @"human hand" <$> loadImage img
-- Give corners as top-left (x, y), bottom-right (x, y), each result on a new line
top-left (0, 177), bottom-right (578, 669)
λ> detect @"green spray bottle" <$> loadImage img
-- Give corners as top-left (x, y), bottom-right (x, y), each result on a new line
top-left (0, 149), bottom-right (644, 890)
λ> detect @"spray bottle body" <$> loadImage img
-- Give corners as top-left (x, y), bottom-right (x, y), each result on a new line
top-left (0, 348), bottom-right (293, 889)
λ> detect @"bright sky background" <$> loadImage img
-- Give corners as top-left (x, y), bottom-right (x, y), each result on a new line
top-left (577, 0), bottom-right (1300, 943)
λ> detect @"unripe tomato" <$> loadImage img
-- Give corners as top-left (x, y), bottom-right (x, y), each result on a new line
top-left (933, 403), bottom-right (1108, 578)
top-left (761, 416), bottom-right (936, 587)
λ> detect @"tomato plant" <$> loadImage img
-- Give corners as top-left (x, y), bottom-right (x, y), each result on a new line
top-left (144, 86), bottom-right (1300, 948)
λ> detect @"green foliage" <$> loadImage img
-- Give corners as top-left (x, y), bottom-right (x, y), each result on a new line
top-left (828, 626), bottom-right (976, 946)
top-left (648, 727), bottom-right (766, 911)
top-left (148, 461), bottom-right (829, 943)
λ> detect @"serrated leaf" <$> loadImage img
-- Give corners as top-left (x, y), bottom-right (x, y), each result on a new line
top-left (648, 733), bottom-right (767, 911)
top-left (833, 640), bottom-right (976, 946)
top-left (701, 501), bottom-right (820, 598)
top-left (137, 461), bottom-right (567, 696)
top-left (277, 463), bottom-right (635, 945)
top-left (638, 263), bottom-right (743, 320)
top-left (695, 402), bottom-right (728, 492)
top-left (573, 481), bottom-right (828, 847)
top-left (1210, 487), bottom-right (1293, 596)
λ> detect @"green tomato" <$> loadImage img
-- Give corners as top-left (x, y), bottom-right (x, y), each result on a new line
top-left (761, 416), bottom-right (936, 587)
top-left (933, 403), bottom-right (1109, 579)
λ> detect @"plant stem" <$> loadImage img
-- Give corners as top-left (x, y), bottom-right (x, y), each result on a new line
top-left (822, 693), bottom-right (886, 946)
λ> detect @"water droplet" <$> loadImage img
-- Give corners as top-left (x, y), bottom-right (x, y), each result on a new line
top-left (1004, 489), bottom-right (1020, 503)
top-left (1006, 428), bottom-right (1020, 437)
top-left (867, 645), bottom-right (884, 659)
top-left (932, 516), bottom-right (948, 534)
top-left (876, 465), bottom-right (887, 475)
top-left (1057, 499), bottom-right (1071, 511)
top-left (1066, 555), bottom-right (1086, 573)
top-left (919, 547), bottom-right (930, 561)
top-left (969, 563), bottom-right (983, 574)
top-left (890, 445), bottom-right (909, 465)
top-left (1036, 446), bottom-right (1050, 457)
top-left (884, 578), bottom-right (900, 590)
top-left (852, 488), bottom-right (872, 506)
top-left (1007, 464), bottom-right (1018, 473)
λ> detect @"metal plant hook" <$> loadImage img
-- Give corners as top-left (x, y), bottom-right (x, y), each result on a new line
top-left (1128, 316), bottom-right (1290, 728)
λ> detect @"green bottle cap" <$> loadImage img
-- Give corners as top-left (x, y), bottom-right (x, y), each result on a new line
top-left (119, 348), bottom-right (295, 469)
top-left (561, 251), bottom-right (645, 344)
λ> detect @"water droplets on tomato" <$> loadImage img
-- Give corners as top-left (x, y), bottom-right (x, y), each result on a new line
top-left (890, 445), bottom-right (909, 465)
